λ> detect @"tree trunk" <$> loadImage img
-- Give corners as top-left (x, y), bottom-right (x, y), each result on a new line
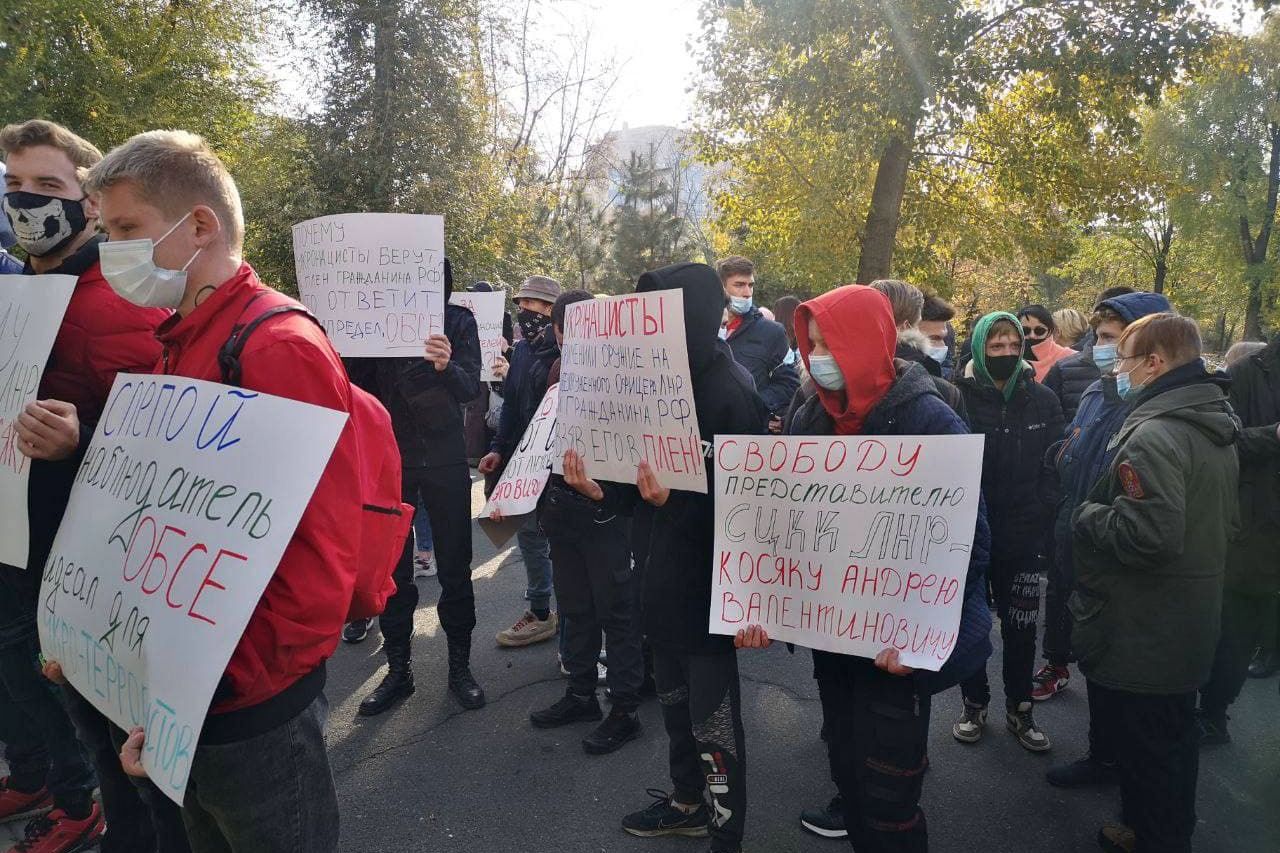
top-left (856, 120), bottom-right (917, 284)
top-left (1244, 273), bottom-right (1265, 341)
top-left (1216, 311), bottom-right (1228, 352)
top-left (1152, 221), bottom-right (1173, 294)
top-left (371, 0), bottom-right (399, 209)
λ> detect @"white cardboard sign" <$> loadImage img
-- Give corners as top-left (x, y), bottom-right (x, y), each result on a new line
top-left (449, 291), bottom-right (507, 382)
top-left (709, 434), bottom-right (984, 670)
top-left (0, 274), bottom-right (77, 568)
top-left (552, 289), bottom-right (706, 493)
top-left (293, 213), bottom-right (445, 357)
top-left (483, 383), bottom-right (559, 519)
top-left (38, 374), bottom-right (346, 802)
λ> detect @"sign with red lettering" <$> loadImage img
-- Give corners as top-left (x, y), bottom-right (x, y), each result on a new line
top-left (450, 290), bottom-right (507, 382)
top-left (0, 274), bottom-right (76, 569)
top-left (292, 212), bottom-right (445, 357)
top-left (484, 383), bottom-right (559, 522)
top-left (552, 289), bottom-right (706, 493)
top-left (37, 374), bottom-right (346, 802)
top-left (709, 434), bottom-right (984, 670)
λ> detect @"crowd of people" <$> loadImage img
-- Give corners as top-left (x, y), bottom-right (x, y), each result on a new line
top-left (0, 116), bottom-right (1274, 853)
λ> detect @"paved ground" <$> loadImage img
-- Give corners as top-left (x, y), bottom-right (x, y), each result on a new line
top-left (3, 474), bottom-right (1277, 851)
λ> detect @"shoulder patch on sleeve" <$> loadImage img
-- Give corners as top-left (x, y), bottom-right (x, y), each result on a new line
top-left (1117, 461), bottom-right (1144, 499)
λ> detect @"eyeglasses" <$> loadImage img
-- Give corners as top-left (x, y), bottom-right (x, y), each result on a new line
top-left (1115, 352), bottom-right (1151, 366)
top-left (1021, 326), bottom-right (1049, 339)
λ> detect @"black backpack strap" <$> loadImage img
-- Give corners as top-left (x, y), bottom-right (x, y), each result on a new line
top-left (217, 294), bottom-right (324, 386)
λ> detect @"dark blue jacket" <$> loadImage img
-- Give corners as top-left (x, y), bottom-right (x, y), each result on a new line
top-left (490, 331), bottom-right (544, 460)
top-left (788, 361), bottom-right (992, 696)
top-left (726, 306), bottom-right (800, 420)
top-left (1051, 378), bottom-right (1130, 584)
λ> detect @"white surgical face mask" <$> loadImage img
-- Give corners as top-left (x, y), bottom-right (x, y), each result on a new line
top-left (99, 212), bottom-right (200, 309)
top-left (926, 344), bottom-right (949, 364)
top-left (729, 295), bottom-right (753, 315)
top-left (808, 354), bottom-right (845, 390)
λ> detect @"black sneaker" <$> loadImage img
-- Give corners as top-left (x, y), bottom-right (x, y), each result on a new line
top-left (621, 789), bottom-right (710, 838)
top-left (1045, 755), bottom-right (1119, 788)
top-left (1195, 710), bottom-right (1230, 746)
top-left (530, 691), bottom-right (602, 729)
top-left (342, 618), bottom-right (372, 644)
top-left (800, 793), bottom-right (847, 839)
top-left (583, 710), bottom-right (642, 755)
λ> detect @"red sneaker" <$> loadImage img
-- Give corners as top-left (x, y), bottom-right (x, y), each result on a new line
top-left (1031, 664), bottom-right (1071, 701)
top-left (8, 804), bottom-right (104, 853)
top-left (0, 778), bottom-right (51, 824)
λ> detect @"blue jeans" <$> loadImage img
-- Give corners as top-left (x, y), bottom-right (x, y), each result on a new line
top-left (183, 694), bottom-right (338, 853)
top-left (517, 515), bottom-right (553, 613)
top-left (413, 493), bottom-right (433, 552)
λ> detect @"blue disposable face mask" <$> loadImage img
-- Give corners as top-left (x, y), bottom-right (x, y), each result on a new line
top-left (729, 295), bottom-right (753, 315)
top-left (1093, 343), bottom-right (1117, 373)
top-left (1116, 367), bottom-right (1145, 400)
top-left (926, 344), bottom-right (949, 364)
top-left (808, 354), bottom-right (845, 390)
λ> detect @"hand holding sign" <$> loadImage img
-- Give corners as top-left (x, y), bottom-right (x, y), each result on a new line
top-left (425, 334), bottom-right (451, 372)
top-left (636, 460), bottom-right (669, 507)
top-left (875, 647), bottom-right (914, 676)
top-left (17, 399), bottom-right (80, 461)
top-left (121, 727), bottom-right (147, 779)
top-left (734, 624), bottom-right (772, 649)
top-left (563, 449), bottom-right (603, 501)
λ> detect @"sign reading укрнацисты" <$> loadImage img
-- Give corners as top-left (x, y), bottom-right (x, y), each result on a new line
top-left (38, 374), bottom-right (345, 803)
top-left (709, 434), bottom-right (984, 671)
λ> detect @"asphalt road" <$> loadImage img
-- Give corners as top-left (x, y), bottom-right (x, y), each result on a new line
top-left (3, 475), bottom-right (1276, 852)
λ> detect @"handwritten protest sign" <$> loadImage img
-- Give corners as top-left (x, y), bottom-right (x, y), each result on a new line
top-left (552, 289), bottom-right (705, 493)
top-left (709, 434), bottom-right (984, 670)
top-left (450, 290), bottom-right (507, 382)
top-left (0, 274), bottom-right (76, 568)
top-left (484, 384), bottom-right (559, 519)
top-left (293, 213), bottom-right (445, 357)
top-left (38, 375), bottom-right (346, 802)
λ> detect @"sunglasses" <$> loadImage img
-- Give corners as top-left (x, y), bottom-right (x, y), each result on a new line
top-left (1021, 325), bottom-right (1049, 338)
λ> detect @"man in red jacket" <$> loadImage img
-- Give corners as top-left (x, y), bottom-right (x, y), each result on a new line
top-left (1, 120), bottom-right (176, 853)
top-left (87, 129), bottom-right (362, 852)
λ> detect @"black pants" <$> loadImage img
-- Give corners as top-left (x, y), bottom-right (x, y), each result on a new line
top-left (1043, 549), bottom-right (1073, 666)
top-left (653, 647), bottom-right (746, 853)
top-left (63, 688), bottom-right (191, 853)
top-left (543, 501), bottom-right (643, 710)
top-left (1200, 589), bottom-right (1271, 717)
top-left (0, 635), bottom-right (96, 812)
top-left (961, 556), bottom-right (1040, 707)
top-left (1086, 678), bottom-right (1116, 764)
top-left (1091, 684), bottom-right (1198, 853)
top-left (381, 464), bottom-right (475, 648)
top-left (819, 657), bottom-right (930, 852)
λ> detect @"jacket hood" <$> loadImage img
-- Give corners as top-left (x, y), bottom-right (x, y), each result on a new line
top-left (1121, 361), bottom-right (1238, 448)
top-left (443, 257), bottom-right (454, 301)
top-left (636, 262), bottom-right (725, 376)
top-left (970, 311), bottom-right (1028, 401)
top-left (1098, 291), bottom-right (1171, 324)
top-left (794, 285), bottom-right (896, 434)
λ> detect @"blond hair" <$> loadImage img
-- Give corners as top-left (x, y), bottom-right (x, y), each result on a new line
top-left (85, 130), bottom-right (244, 250)
top-left (870, 279), bottom-right (924, 327)
top-left (1053, 308), bottom-right (1088, 346)
top-left (1119, 313), bottom-right (1201, 368)
top-left (0, 120), bottom-right (103, 182)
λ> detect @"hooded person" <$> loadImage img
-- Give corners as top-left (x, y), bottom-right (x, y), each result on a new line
top-left (619, 263), bottom-right (765, 853)
top-left (345, 258), bottom-right (487, 715)
top-left (737, 285), bottom-right (993, 850)
top-left (952, 312), bottom-right (1063, 754)
top-left (1036, 291), bottom-right (1173, 719)
top-left (1069, 314), bottom-right (1238, 853)
top-left (1044, 293), bottom-right (1172, 421)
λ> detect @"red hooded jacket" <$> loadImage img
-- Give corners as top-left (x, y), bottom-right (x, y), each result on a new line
top-left (794, 285), bottom-right (897, 435)
top-left (155, 263), bottom-right (360, 717)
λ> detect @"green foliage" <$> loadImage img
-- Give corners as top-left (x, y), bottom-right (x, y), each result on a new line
top-left (604, 147), bottom-right (697, 293)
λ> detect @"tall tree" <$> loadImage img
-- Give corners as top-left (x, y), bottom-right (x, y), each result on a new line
top-left (1149, 18), bottom-right (1280, 339)
top-left (697, 0), bottom-right (1209, 282)
top-left (607, 146), bottom-right (696, 291)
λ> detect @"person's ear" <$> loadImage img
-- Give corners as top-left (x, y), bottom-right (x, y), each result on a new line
top-left (79, 190), bottom-right (100, 223)
top-left (191, 204), bottom-right (222, 248)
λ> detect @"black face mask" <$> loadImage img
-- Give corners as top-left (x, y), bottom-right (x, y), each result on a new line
top-left (1022, 338), bottom-right (1039, 360)
top-left (517, 309), bottom-right (550, 342)
top-left (2, 191), bottom-right (88, 257)
top-left (986, 354), bottom-right (1021, 382)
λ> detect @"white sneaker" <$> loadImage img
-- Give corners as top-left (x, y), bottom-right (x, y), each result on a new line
top-left (413, 552), bottom-right (436, 579)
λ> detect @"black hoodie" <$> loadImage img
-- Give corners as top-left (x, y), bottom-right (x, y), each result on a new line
top-left (633, 263), bottom-right (767, 653)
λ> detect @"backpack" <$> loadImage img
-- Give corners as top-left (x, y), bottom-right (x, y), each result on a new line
top-left (217, 292), bottom-right (411, 622)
